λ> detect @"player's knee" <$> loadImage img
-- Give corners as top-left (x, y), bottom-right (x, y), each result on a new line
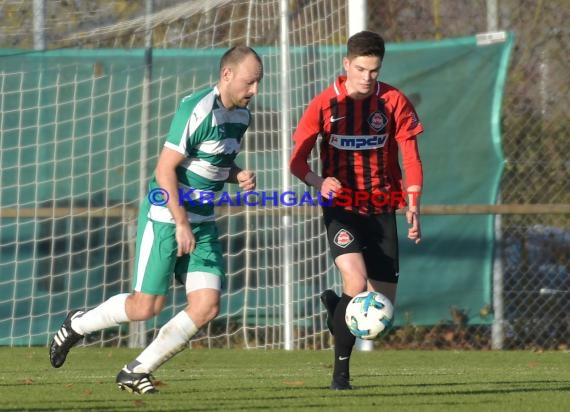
top-left (343, 278), bottom-right (368, 297)
top-left (206, 304), bottom-right (219, 322)
top-left (153, 300), bottom-right (165, 317)
top-left (186, 303), bottom-right (219, 327)
top-left (126, 296), bottom-right (160, 321)
top-left (130, 306), bottom-right (156, 321)
top-left (200, 303), bottom-right (219, 324)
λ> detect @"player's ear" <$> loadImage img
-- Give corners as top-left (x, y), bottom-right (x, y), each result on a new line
top-left (221, 66), bottom-right (233, 82)
top-left (342, 57), bottom-right (350, 72)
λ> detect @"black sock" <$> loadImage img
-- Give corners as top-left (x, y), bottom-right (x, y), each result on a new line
top-left (332, 293), bottom-right (356, 378)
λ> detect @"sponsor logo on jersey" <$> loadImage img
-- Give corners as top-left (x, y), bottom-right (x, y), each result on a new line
top-left (334, 229), bottom-right (354, 248)
top-left (368, 111), bottom-right (387, 131)
top-left (329, 134), bottom-right (387, 150)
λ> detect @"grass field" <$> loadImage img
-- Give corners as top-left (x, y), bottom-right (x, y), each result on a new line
top-left (1, 348), bottom-right (568, 411)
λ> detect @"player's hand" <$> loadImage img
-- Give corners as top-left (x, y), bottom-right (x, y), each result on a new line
top-left (237, 170), bottom-right (256, 191)
top-left (320, 177), bottom-right (342, 199)
top-left (406, 209), bottom-right (421, 244)
top-left (176, 222), bottom-right (196, 256)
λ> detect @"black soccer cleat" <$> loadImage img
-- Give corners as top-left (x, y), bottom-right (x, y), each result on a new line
top-left (320, 289), bottom-right (340, 335)
top-left (116, 366), bottom-right (158, 394)
top-left (49, 310), bottom-right (85, 368)
top-left (330, 372), bottom-right (353, 390)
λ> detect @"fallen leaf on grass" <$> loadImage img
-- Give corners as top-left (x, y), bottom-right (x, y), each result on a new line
top-left (282, 380), bottom-right (305, 386)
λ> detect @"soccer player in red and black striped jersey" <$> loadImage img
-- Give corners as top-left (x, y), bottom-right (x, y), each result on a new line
top-left (290, 31), bottom-right (424, 390)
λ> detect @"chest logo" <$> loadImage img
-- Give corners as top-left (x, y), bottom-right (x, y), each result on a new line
top-left (368, 111), bottom-right (387, 131)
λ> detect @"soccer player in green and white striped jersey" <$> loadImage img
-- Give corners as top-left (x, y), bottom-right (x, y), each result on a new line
top-left (49, 46), bottom-right (264, 394)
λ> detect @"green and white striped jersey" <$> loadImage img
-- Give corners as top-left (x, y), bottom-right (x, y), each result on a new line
top-left (147, 86), bottom-right (251, 224)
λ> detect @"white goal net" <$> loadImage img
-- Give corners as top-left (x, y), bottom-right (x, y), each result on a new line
top-left (0, 0), bottom-right (349, 349)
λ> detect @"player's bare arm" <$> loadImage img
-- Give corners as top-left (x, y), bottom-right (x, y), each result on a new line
top-left (154, 147), bottom-right (196, 256)
top-left (399, 136), bottom-right (423, 244)
top-left (406, 184), bottom-right (422, 244)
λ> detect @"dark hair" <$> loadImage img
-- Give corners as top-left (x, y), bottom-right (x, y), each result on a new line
top-left (219, 45), bottom-right (262, 72)
top-left (346, 30), bottom-right (385, 60)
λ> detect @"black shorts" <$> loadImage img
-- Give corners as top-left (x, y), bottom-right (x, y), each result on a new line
top-left (322, 206), bottom-right (399, 283)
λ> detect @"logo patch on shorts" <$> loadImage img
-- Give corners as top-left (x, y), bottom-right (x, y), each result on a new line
top-left (334, 229), bottom-right (354, 248)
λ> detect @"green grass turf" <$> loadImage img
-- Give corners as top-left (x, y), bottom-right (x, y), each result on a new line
top-left (0, 348), bottom-right (568, 411)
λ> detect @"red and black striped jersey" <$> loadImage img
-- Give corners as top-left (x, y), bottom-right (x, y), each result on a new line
top-left (290, 75), bottom-right (423, 215)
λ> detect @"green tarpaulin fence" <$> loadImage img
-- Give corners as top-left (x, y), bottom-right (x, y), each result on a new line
top-left (0, 33), bottom-right (514, 344)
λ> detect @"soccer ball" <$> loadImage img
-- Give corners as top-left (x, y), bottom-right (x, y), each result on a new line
top-left (345, 291), bottom-right (394, 340)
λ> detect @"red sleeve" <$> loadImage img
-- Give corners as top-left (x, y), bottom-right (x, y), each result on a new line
top-left (400, 137), bottom-right (423, 187)
top-left (289, 97), bottom-right (322, 183)
top-left (394, 93), bottom-right (423, 142)
top-left (391, 90), bottom-right (423, 187)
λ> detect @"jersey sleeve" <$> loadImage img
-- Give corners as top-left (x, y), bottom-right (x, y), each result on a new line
top-left (164, 98), bottom-right (205, 155)
top-left (393, 92), bottom-right (423, 142)
top-left (399, 137), bottom-right (423, 188)
top-left (289, 97), bottom-right (322, 182)
top-left (385, 89), bottom-right (424, 187)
